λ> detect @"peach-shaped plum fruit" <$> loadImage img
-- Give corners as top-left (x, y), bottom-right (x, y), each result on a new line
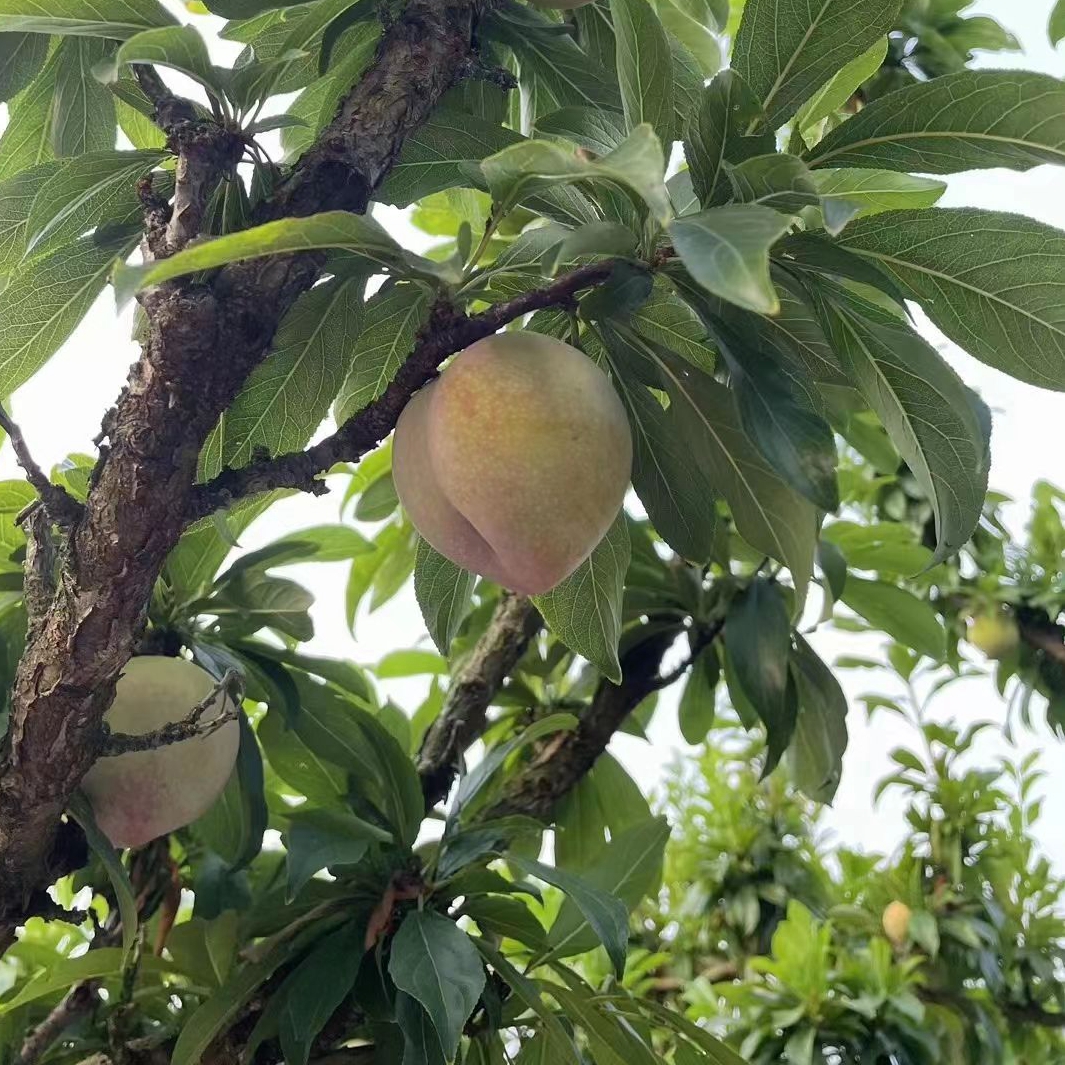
top-left (81, 656), bottom-right (240, 849)
top-left (882, 900), bottom-right (912, 947)
top-left (393, 331), bottom-right (632, 595)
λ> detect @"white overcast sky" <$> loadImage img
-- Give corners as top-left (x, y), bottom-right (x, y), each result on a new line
top-left (1, 1), bottom-right (1064, 864)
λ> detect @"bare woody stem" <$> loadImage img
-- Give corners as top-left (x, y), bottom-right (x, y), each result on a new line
top-left (418, 596), bottom-right (542, 807)
top-left (101, 670), bottom-right (244, 756)
top-left (0, 406), bottom-right (82, 525)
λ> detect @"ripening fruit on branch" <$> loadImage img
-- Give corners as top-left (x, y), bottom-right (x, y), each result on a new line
top-left (968, 610), bottom-right (1020, 660)
top-left (882, 900), bottom-right (912, 947)
top-left (393, 331), bottom-right (632, 596)
top-left (81, 656), bottom-right (240, 849)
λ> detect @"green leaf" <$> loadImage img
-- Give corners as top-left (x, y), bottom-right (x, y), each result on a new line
top-left (171, 916), bottom-right (342, 1065)
top-left (258, 708), bottom-right (346, 804)
top-left (822, 521), bottom-right (931, 575)
top-left (0, 31), bottom-right (46, 102)
top-left (51, 37), bottom-right (117, 157)
top-left (725, 579), bottom-right (794, 769)
top-left (547, 984), bottom-right (659, 1065)
top-left (810, 169), bottom-right (946, 219)
top-left (68, 793), bottom-right (138, 955)
top-left (810, 283), bottom-right (990, 561)
top-left (650, 344), bottom-right (817, 601)
top-left (380, 107), bottom-right (523, 208)
top-left (166, 912), bottom-right (239, 988)
top-left (277, 921), bottom-right (365, 1065)
top-left (0, 0), bottom-right (176, 36)
top-left (734, 0), bottom-right (901, 129)
top-left (0, 47), bottom-right (62, 179)
top-left (0, 230), bottom-right (137, 396)
top-left (806, 71), bottom-right (1065, 173)
top-left (684, 70), bottom-right (775, 208)
top-left (473, 942), bottom-right (581, 1065)
top-left (456, 713), bottom-right (578, 812)
top-left (25, 149), bottom-right (166, 260)
top-left (333, 282), bottom-right (431, 425)
top-left (536, 105), bottom-right (627, 156)
top-left (512, 856), bottom-right (627, 977)
top-left (715, 321), bottom-right (838, 512)
top-left (0, 949), bottom-right (168, 1014)
top-left (0, 162), bottom-right (59, 272)
top-left (113, 211), bottom-right (405, 306)
top-left (1052, 0), bottom-right (1065, 47)
top-left (836, 208), bottom-right (1065, 391)
top-left (540, 816), bottom-right (669, 971)
top-left (788, 634), bottom-right (847, 803)
top-left (284, 807), bottom-right (387, 901)
top-left (532, 514), bottom-right (630, 683)
top-left (94, 25), bottom-right (226, 102)
top-left (841, 577), bottom-right (945, 660)
top-left (389, 910), bottom-right (486, 1061)
top-left (482, 124), bottom-right (670, 224)
top-left (202, 274), bottom-right (365, 476)
top-left (669, 205), bottom-right (793, 314)
top-left (610, 0), bottom-right (673, 145)
top-left (678, 645), bottom-right (718, 744)
top-left (463, 895), bottom-right (546, 949)
top-left (601, 325), bottom-right (717, 562)
top-left (414, 538), bottom-right (477, 655)
top-left (794, 37), bottom-right (887, 133)
top-left (395, 991), bottom-right (447, 1065)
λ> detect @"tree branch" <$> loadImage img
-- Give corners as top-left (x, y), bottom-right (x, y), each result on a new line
top-left (101, 670), bottom-right (243, 756)
top-left (0, 406), bottom-right (82, 525)
top-left (187, 258), bottom-right (621, 518)
top-left (418, 595), bottom-right (541, 806)
top-left (0, 0), bottom-right (488, 943)
top-left (16, 982), bottom-right (99, 1065)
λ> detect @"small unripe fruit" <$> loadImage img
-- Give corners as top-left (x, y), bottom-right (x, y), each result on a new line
top-left (882, 900), bottom-right (912, 947)
top-left (393, 332), bottom-right (632, 595)
top-left (81, 656), bottom-right (240, 849)
top-left (968, 611), bottom-right (1020, 660)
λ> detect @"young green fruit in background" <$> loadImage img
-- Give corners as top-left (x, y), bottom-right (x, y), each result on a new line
top-left (393, 331), bottom-right (632, 595)
top-left (968, 610), bottom-right (1020, 660)
top-left (882, 900), bottom-right (912, 947)
top-left (81, 656), bottom-right (240, 849)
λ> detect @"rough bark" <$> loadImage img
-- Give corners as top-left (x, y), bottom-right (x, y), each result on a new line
top-left (418, 595), bottom-right (542, 807)
top-left (0, 0), bottom-right (484, 938)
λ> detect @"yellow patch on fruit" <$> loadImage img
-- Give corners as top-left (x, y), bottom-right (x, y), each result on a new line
top-left (393, 331), bottom-right (632, 595)
top-left (882, 900), bottom-right (912, 947)
top-left (968, 611), bottom-right (1019, 660)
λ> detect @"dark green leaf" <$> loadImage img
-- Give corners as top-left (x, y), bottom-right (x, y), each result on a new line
top-left (389, 910), bottom-right (486, 1061)
top-left (610, 0), bottom-right (673, 145)
top-left (809, 283), bottom-right (990, 561)
top-left (0, 31), bottom-right (45, 102)
top-left (414, 537), bottom-right (477, 655)
top-left (0, 162), bottom-right (60, 272)
top-left (166, 912), bottom-right (239, 988)
top-left (0, 229), bottom-right (137, 396)
top-left (841, 577), bottom-right (945, 660)
top-left (678, 645), bottom-right (719, 744)
top-left (284, 807), bottom-right (388, 901)
top-left (806, 71), bottom-right (1065, 173)
top-left (0, 0), bottom-right (176, 36)
top-left (463, 895), bottom-right (546, 949)
top-left (536, 105), bottom-right (627, 156)
top-left (733, 0), bottom-right (902, 128)
top-left (94, 25), bottom-right (225, 102)
top-left (788, 634), bottom-right (847, 802)
top-left (278, 921), bottom-right (365, 1065)
top-left (685, 70), bottom-right (774, 208)
top-left (25, 149), bottom-right (166, 260)
top-left (1052, 0), bottom-right (1065, 46)
top-left (669, 205), bottom-right (793, 314)
top-left (333, 283), bottom-right (431, 425)
top-left (51, 37), bottom-right (116, 157)
top-left (114, 211), bottom-right (405, 305)
top-left (395, 991), bottom-right (447, 1065)
top-left (258, 708), bottom-right (347, 804)
top-left (836, 208), bottom-right (1065, 391)
top-left (203, 274), bottom-right (366, 475)
top-left (532, 514), bottom-right (630, 683)
top-left (725, 579), bottom-right (794, 769)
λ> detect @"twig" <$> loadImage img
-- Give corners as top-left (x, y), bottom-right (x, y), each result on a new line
top-left (0, 407), bottom-right (83, 525)
top-left (16, 982), bottom-right (99, 1065)
top-left (100, 670), bottom-right (243, 756)
top-left (186, 258), bottom-right (623, 520)
top-left (418, 595), bottom-right (541, 806)
top-left (651, 619), bottom-right (725, 691)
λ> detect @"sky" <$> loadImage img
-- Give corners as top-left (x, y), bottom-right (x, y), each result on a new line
top-left (1, 0), bottom-right (1064, 866)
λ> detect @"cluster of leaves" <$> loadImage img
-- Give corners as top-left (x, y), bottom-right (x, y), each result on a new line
top-left (648, 692), bottom-right (1065, 1064)
top-left (0, 0), bottom-right (1062, 1059)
